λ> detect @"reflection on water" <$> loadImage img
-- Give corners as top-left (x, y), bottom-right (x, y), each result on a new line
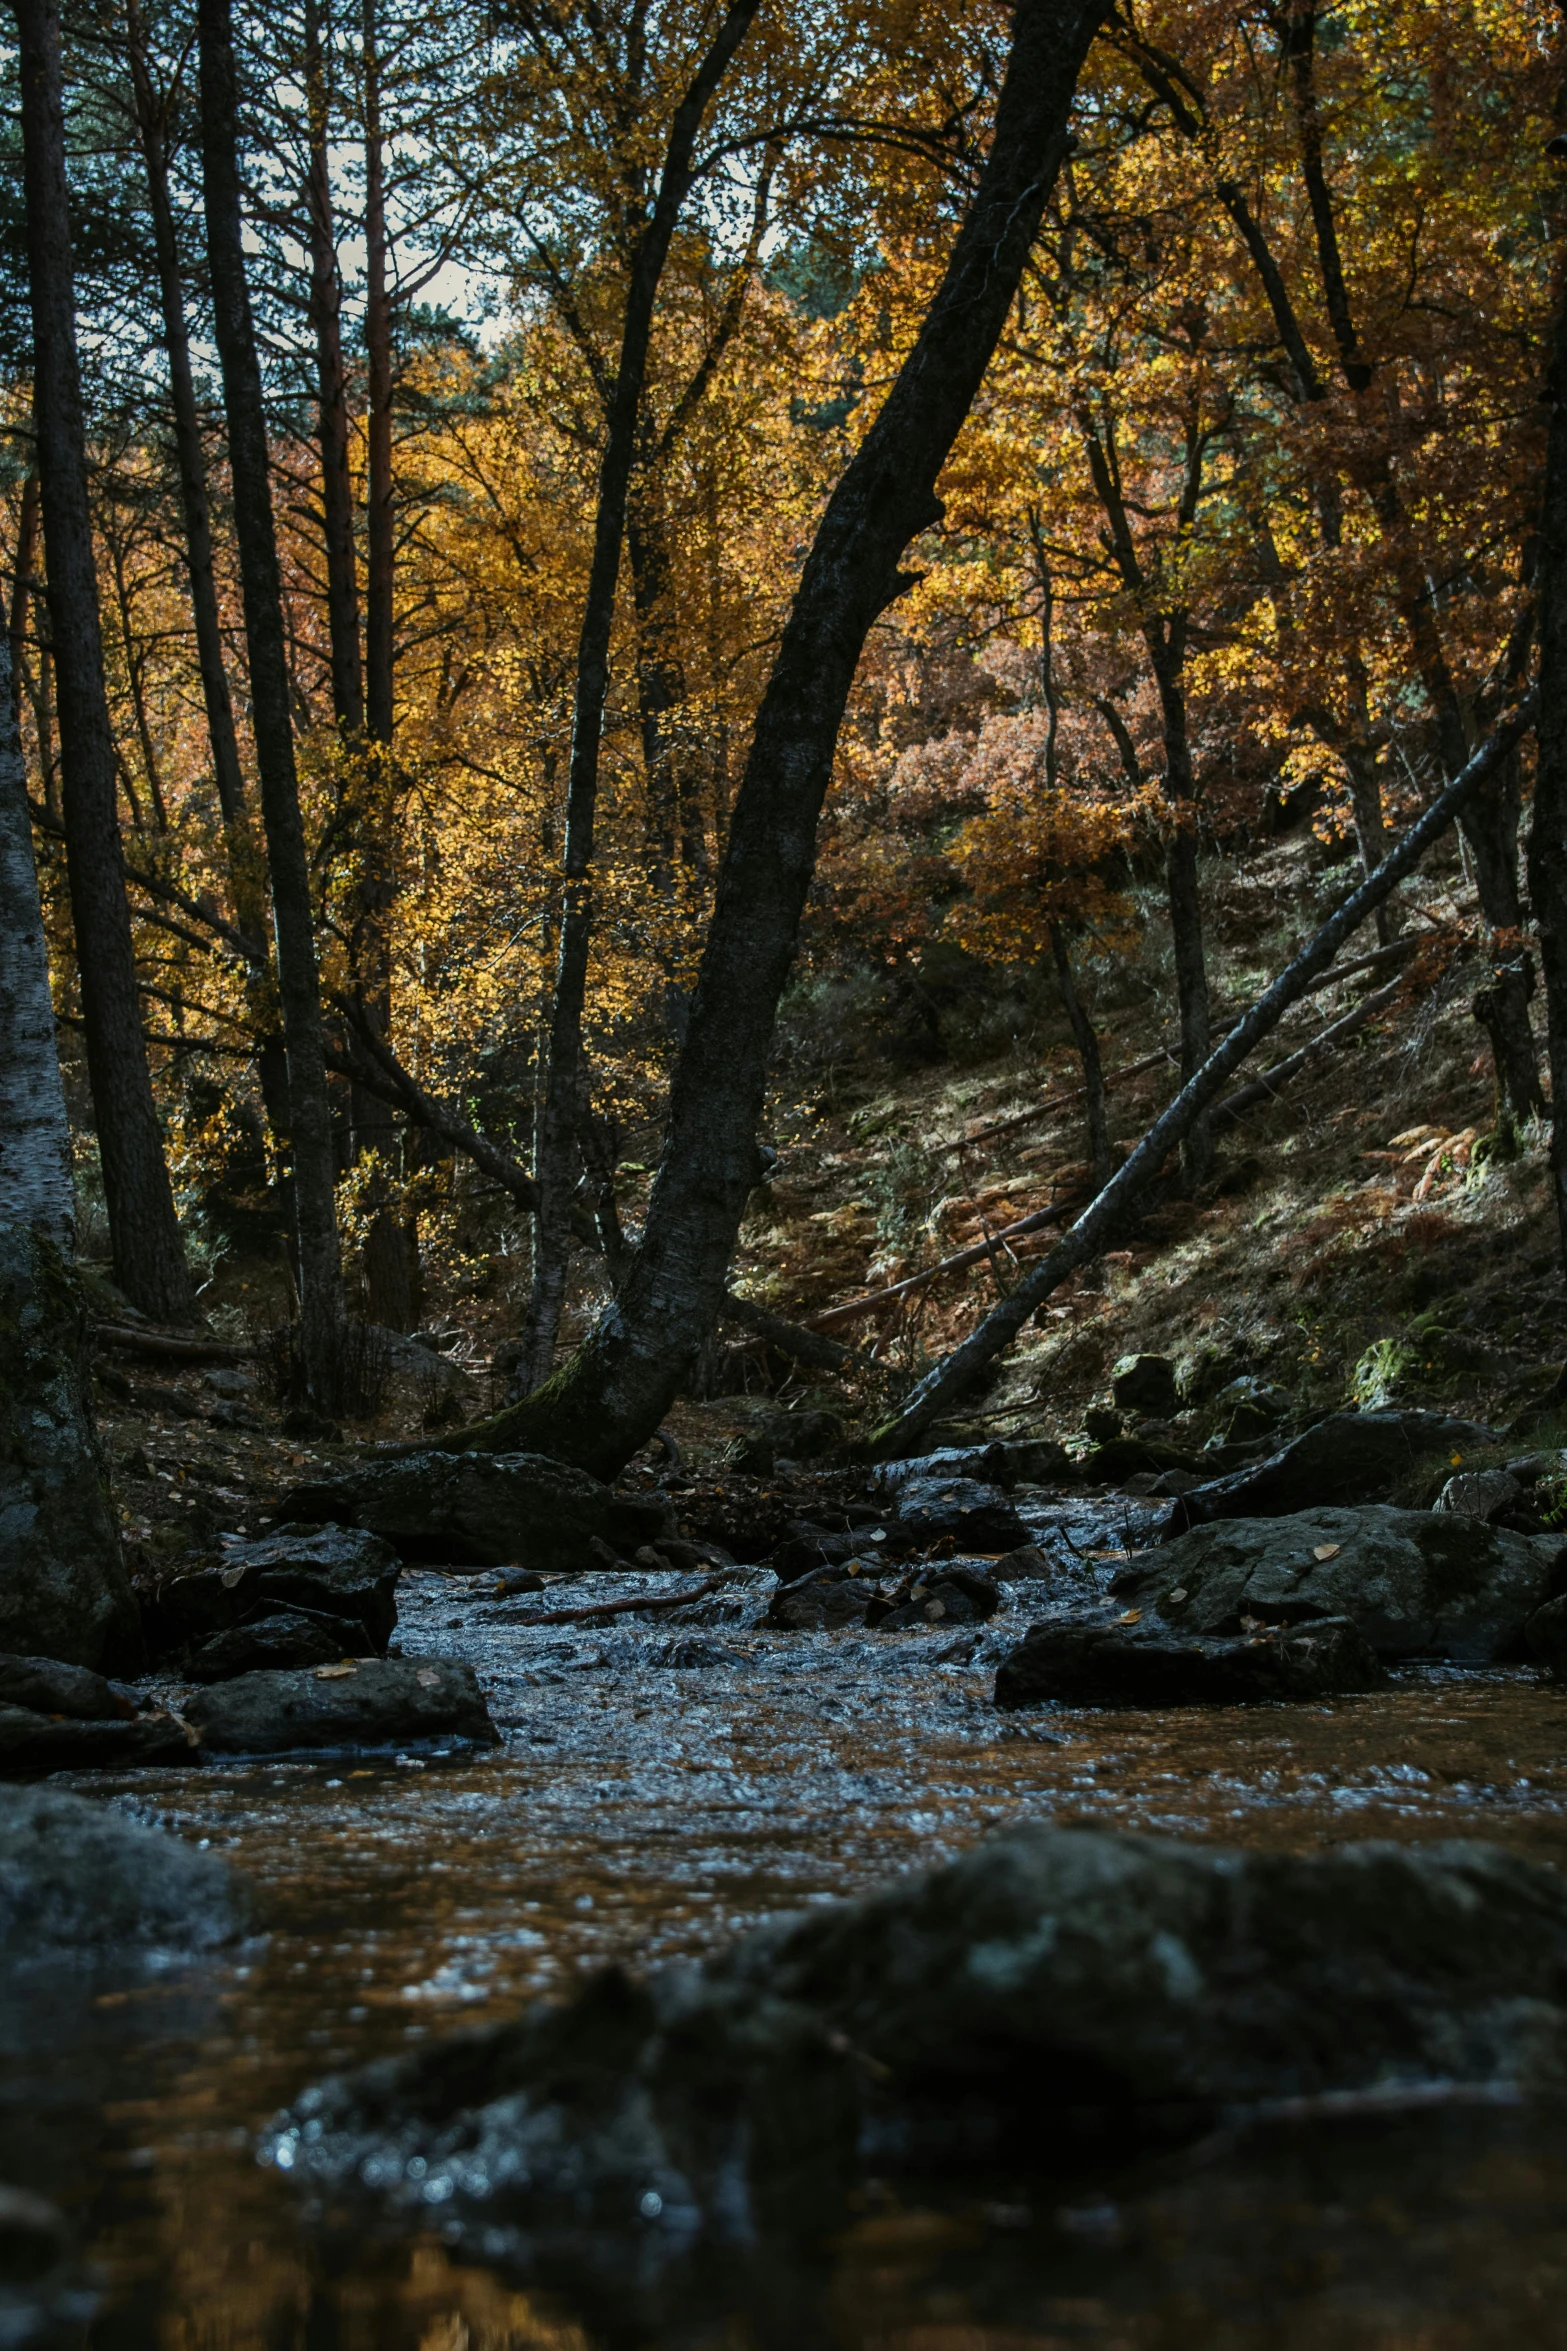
top-left (9, 1585), bottom-right (1567, 2347)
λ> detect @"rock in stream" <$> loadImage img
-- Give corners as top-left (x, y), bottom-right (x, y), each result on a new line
top-left (271, 1827), bottom-right (1567, 2261)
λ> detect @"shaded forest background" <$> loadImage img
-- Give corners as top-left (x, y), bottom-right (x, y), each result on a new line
top-left (2, 0), bottom-right (1557, 1453)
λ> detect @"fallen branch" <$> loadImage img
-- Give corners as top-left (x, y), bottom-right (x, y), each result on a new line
top-left (96, 1323), bottom-right (253, 1365)
top-left (810, 1193), bottom-right (1083, 1332)
top-left (872, 699), bottom-right (1536, 1457)
top-left (944, 931), bottom-right (1429, 1156)
top-left (1211, 973), bottom-right (1406, 1128)
top-left (495, 1573), bottom-right (725, 1626)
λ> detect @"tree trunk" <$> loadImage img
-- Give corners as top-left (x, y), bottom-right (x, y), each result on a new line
top-left (1463, 745), bottom-right (1543, 1129)
top-left (0, 627), bottom-right (142, 1670)
top-left (125, 0), bottom-right (295, 1176)
top-left (458, 0), bottom-right (1107, 1476)
top-left (199, 0), bottom-right (345, 1393)
top-left (304, 0), bottom-right (363, 738)
top-left (1529, 231), bottom-right (1567, 1268)
top-left (1049, 923), bottom-right (1111, 1186)
top-left (362, 0), bottom-right (393, 748)
top-left (16, 0), bottom-right (193, 1323)
top-left (7, 463), bottom-right (38, 734)
top-left (522, 0), bottom-right (764, 1381)
top-left (879, 704), bottom-right (1536, 1454)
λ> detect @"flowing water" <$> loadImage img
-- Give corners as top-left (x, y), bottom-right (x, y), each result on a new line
top-left (11, 1551), bottom-right (1567, 2350)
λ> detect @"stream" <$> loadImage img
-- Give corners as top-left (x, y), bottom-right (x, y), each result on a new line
top-left (11, 1549), bottom-right (1567, 2350)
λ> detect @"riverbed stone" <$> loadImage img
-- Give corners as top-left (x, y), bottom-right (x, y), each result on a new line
top-left (0, 1782), bottom-right (247, 1947)
top-left (993, 1612), bottom-right (1383, 1709)
top-left (1170, 1410), bottom-right (1495, 1527)
top-left (874, 1564), bottom-right (1001, 1631)
top-left (182, 1656), bottom-right (499, 1756)
top-left (0, 1705), bottom-right (194, 1774)
top-left (274, 1827), bottom-right (1567, 2246)
top-left (280, 1451), bottom-right (665, 1569)
top-left (157, 1524), bottom-right (401, 1660)
top-left (0, 1651), bottom-right (137, 1721)
top-left (764, 1571), bottom-right (873, 1631)
top-left (1108, 1505), bottom-right (1567, 1663)
top-left (183, 1609), bottom-right (350, 1682)
top-left (881, 1475), bottom-right (1030, 1557)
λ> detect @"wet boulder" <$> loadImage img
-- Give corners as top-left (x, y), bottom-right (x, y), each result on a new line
top-left (764, 1568), bottom-right (874, 1631)
top-left (157, 1523), bottom-right (401, 1664)
top-left (182, 1656), bottom-right (499, 1756)
top-left (0, 1705), bottom-right (194, 1772)
top-left (993, 1612), bottom-right (1382, 1710)
top-left (183, 1609), bottom-right (350, 1682)
top-left (279, 1450), bottom-right (665, 1569)
top-left (874, 1564), bottom-right (1001, 1631)
top-left (0, 1651), bottom-right (137, 1722)
top-left (0, 1783), bottom-right (248, 1947)
top-left (874, 1439), bottom-right (1070, 1493)
top-left (1108, 1505), bottom-right (1567, 1663)
top-left (1170, 1410), bottom-right (1495, 1527)
top-left (273, 1828), bottom-right (1567, 2248)
top-left (880, 1476), bottom-right (1030, 1558)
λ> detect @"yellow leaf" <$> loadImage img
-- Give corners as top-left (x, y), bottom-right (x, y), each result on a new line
top-left (1167, 1586), bottom-right (1188, 1604)
top-left (1118, 1608), bottom-right (1142, 1624)
top-left (1312, 1543), bottom-right (1341, 1561)
top-left (315, 1663), bottom-right (357, 1680)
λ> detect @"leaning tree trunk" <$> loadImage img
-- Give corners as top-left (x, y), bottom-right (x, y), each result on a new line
top-left (879, 707), bottom-right (1537, 1455)
top-left (16, 0), bottom-right (192, 1324)
top-left (199, 0), bottom-right (344, 1395)
top-left (0, 629), bottom-right (142, 1671)
top-left (1531, 209), bottom-right (1567, 1272)
top-left (522, 0), bottom-right (764, 1387)
top-left (449, 0), bottom-right (1108, 1476)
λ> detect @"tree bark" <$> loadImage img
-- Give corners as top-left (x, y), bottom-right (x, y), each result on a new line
top-left (15, 0), bottom-right (192, 1323)
top-left (6, 463), bottom-right (38, 735)
top-left (1530, 214), bottom-right (1567, 1267)
top-left (0, 627), bottom-right (142, 1671)
top-left (199, 0), bottom-right (345, 1391)
top-left (877, 705), bottom-right (1536, 1455)
top-left (361, 0), bottom-right (393, 748)
top-left (304, 0), bottom-right (363, 738)
top-left (458, 0), bottom-right (1107, 1477)
top-left (523, 0), bottom-right (764, 1384)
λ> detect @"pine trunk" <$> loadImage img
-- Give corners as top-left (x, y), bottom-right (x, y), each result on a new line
top-left (16, 0), bottom-right (192, 1325)
top-left (199, 0), bottom-right (345, 1393)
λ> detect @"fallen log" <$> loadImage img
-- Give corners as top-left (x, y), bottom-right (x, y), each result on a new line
top-left (96, 1323), bottom-right (253, 1365)
top-left (872, 700), bottom-right (1536, 1456)
top-left (494, 1573), bottom-right (725, 1626)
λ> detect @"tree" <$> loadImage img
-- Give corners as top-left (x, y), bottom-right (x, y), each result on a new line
top-left (15, 0), bottom-right (193, 1322)
top-left (446, 0), bottom-right (1109, 1475)
top-left (199, 0), bottom-right (345, 1392)
top-left (0, 625), bottom-right (142, 1670)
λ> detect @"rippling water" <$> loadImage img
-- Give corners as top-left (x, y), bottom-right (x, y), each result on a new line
top-left (10, 1560), bottom-right (1567, 2348)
